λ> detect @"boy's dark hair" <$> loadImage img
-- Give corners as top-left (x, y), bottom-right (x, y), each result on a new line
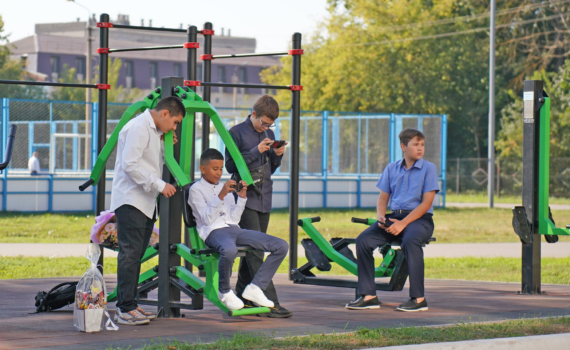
top-left (200, 148), bottom-right (224, 166)
top-left (154, 96), bottom-right (186, 117)
top-left (253, 95), bottom-right (279, 121)
top-left (399, 128), bottom-right (425, 146)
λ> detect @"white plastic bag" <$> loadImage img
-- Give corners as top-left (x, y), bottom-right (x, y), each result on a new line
top-left (73, 243), bottom-right (118, 332)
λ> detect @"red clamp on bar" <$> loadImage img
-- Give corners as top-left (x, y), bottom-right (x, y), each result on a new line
top-left (97, 22), bottom-right (113, 28)
top-left (184, 80), bottom-right (202, 87)
top-left (201, 29), bottom-right (214, 35)
top-left (201, 54), bottom-right (213, 60)
top-left (97, 48), bottom-right (109, 54)
top-left (96, 84), bottom-right (111, 90)
top-left (289, 85), bottom-right (303, 91)
top-left (289, 49), bottom-right (304, 55)
top-left (183, 42), bottom-right (200, 49)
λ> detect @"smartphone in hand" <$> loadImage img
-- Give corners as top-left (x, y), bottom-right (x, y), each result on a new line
top-left (270, 140), bottom-right (287, 149)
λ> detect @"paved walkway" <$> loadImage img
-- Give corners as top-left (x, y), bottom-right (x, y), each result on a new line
top-left (2, 275), bottom-right (570, 349)
top-left (447, 202), bottom-right (570, 210)
top-left (3, 242), bottom-right (570, 258)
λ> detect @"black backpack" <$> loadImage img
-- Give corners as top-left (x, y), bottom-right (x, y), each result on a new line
top-left (33, 282), bottom-right (78, 313)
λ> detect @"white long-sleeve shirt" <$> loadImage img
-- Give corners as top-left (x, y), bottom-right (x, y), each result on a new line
top-left (188, 177), bottom-right (247, 240)
top-left (28, 156), bottom-right (40, 173)
top-left (110, 110), bottom-right (166, 219)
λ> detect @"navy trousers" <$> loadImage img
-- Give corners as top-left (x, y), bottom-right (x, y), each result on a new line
top-left (355, 213), bottom-right (434, 298)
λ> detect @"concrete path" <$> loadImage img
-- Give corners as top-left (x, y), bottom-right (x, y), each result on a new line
top-left (447, 202), bottom-right (570, 210)
top-left (367, 333), bottom-right (570, 350)
top-left (3, 242), bottom-right (570, 258)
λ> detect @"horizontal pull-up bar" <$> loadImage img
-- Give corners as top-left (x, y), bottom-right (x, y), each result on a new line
top-left (0, 80), bottom-right (110, 89)
top-left (103, 42), bottom-right (199, 53)
top-left (212, 52), bottom-right (288, 59)
top-left (208, 49), bottom-right (304, 60)
top-left (184, 80), bottom-right (303, 91)
top-left (97, 22), bottom-right (215, 35)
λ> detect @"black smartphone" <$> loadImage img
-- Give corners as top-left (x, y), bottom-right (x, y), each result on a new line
top-left (270, 140), bottom-right (287, 148)
top-left (379, 218), bottom-right (393, 227)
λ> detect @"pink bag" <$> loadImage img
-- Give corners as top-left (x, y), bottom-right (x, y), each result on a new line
top-left (90, 210), bottom-right (159, 250)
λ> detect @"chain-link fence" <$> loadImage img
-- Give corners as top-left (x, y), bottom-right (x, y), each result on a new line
top-left (447, 157), bottom-right (570, 198)
top-left (0, 99), bottom-right (446, 180)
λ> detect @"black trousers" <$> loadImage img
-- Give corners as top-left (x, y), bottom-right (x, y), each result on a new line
top-left (356, 213), bottom-right (434, 298)
top-left (115, 205), bottom-right (156, 312)
top-left (235, 207), bottom-right (281, 305)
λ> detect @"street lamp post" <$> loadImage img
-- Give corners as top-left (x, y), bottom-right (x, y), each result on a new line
top-left (67, 0), bottom-right (92, 171)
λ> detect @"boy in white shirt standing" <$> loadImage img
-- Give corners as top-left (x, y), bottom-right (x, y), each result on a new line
top-left (111, 96), bottom-right (185, 325)
top-left (188, 148), bottom-right (288, 311)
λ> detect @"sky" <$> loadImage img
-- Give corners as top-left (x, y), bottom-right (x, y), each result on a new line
top-left (1, 0), bottom-right (330, 52)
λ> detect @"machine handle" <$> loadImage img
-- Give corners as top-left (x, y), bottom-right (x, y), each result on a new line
top-left (79, 178), bottom-right (95, 192)
top-left (250, 185), bottom-right (262, 196)
top-left (351, 217), bottom-right (369, 225)
top-left (0, 124), bottom-right (17, 171)
top-left (296, 216), bottom-right (321, 227)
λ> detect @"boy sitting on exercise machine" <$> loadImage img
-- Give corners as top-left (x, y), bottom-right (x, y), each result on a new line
top-left (188, 148), bottom-right (289, 311)
top-left (346, 128), bottom-right (439, 312)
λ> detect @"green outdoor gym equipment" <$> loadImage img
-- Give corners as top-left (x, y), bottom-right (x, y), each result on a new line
top-left (84, 86), bottom-right (268, 316)
top-left (292, 216), bottom-right (434, 293)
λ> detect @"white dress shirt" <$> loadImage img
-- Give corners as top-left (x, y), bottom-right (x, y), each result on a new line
top-left (110, 110), bottom-right (166, 219)
top-left (28, 156), bottom-right (40, 173)
top-left (188, 177), bottom-right (247, 240)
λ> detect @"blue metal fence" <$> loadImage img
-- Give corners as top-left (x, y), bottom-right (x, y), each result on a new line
top-left (0, 98), bottom-right (447, 211)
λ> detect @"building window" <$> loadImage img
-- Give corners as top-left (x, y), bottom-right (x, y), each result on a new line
top-left (238, 67), bottom-right (248, 94)
top-left (50, 56), bottom-right (60, 82)
top-left (125, 61), bottom-right (135, 88)
top-left (150, 62), bottom-right (158, 89)
top-left (217, 65), bottom-right (226, 93)
top-left (197, 64), bottom-right (203, 81)
top-left (75, 57), bottom-right (85, 81)
top-left (174, 63), bottom-right (182, 77)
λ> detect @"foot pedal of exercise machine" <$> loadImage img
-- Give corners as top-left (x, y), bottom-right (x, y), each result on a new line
top-left (512, 206), bottom-right (533, 244)
top-left (329, 238), bottom-right (357, 263)
top-left (301, 239), bottom-right (332, 272)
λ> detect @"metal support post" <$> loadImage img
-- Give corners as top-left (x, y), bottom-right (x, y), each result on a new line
top-left (520, 80), bottom-right (543, 295)
top-left (289, 33), bottom-right (302, 279)
top-left (157, 76), bottom-right (185, 317)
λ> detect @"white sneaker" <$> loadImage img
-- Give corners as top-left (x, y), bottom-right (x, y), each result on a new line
top-left (242, 284), bottom-right (274, 308)
top-left (218, 290), bottom-right (244, 311)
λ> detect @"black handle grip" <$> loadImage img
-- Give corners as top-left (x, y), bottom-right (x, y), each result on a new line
top-left (79, 178), bottom-right (95, 192)
top-left (8, 124), bottom-right (17, 138)
top-left (311, 216), bottom-right (321, 223)
top-left (352, 217), bottom-right (369, 224)
top-left (250, 185), bottom-right (262, 196)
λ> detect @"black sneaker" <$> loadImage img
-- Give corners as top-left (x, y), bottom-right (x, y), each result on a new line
top-left (396, 298), bottom-right (428, 312)
top-left (257, 305), bottom-right (293, 318)
top-left (345, 296), bottom-right (381, 310)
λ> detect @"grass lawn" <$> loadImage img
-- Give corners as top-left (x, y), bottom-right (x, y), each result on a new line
top-left (3, 208), bottom-right (570, 244)
top-left (110, 317), bottom-right (570, 349)
top-left (3, 256), bottom-right (570, 285)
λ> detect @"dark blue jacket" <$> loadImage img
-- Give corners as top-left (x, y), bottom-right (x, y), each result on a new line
top-left (225, 116), bottom-right (283, 213)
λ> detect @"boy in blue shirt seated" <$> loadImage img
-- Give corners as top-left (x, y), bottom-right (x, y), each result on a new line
top-left (188, 148), bottom-right (289, 311)
top-left (346, 128), bottom-right (440, 312)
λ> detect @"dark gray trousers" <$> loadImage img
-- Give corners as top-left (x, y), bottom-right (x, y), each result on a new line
top-left (115, 205), bottom-right (155, 312)
top-left (356, 213), bottom-right (434, 298)
top-left (235, 208), bottom-right (282, 304)
top-left (205, 225), bottom-right (288, 294)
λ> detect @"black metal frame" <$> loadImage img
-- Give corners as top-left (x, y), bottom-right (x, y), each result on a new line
top-left (519, 80), bottom-right (544, 295)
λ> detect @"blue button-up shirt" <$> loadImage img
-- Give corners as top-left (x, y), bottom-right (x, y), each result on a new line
top-left (376, 158), bottom-right (440, 214)
top-left (225, 116), bottom-right (283, 213)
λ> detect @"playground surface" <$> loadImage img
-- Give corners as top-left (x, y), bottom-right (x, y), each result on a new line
top-left (2, 274), bottom-right (570, 350)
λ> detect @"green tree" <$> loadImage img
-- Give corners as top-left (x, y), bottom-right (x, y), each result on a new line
top-left (262, 0), bottom-right (570, 159)
top-left (50, 58), bottom-right (142, 103)
top-left (0, 15), bottom-right (45, 99)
